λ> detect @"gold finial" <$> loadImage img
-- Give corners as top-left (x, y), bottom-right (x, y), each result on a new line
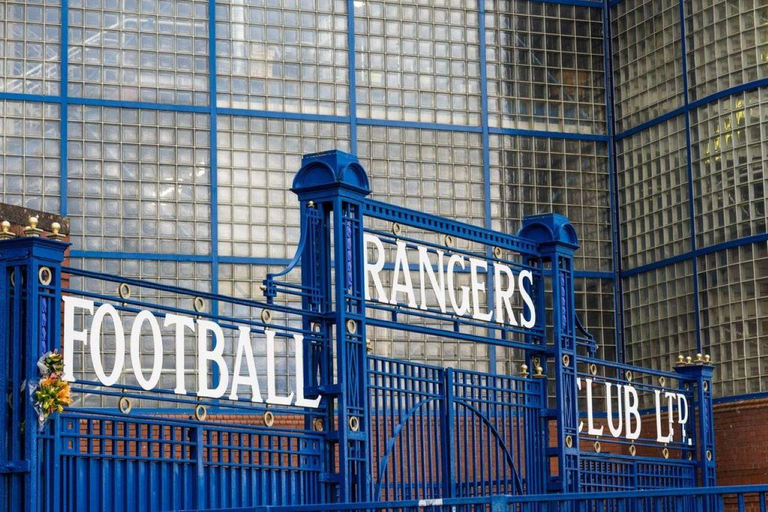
top-left (533, 365), bottom-right (545, 378)
top-left (0, 220), bottom-right (15, 240)
top-left (48, 221), bottom-right (66, 241)
top-left (307, 201), bottom-right (315, 208)
top-left (676, 355), bottom-right (685, 366)
top-left (695, 353), bottom-right (703, 364)
top-left (520, 364), bottom-right (529, 378)
top-left (685, 356), bottom-right (692, 365)
top-left (23, 217), bottom-right (43, 237)
top-left (704, 354), bottom-right (711, 364)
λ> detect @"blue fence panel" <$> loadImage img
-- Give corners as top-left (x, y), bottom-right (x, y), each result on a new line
top-left (368, 357), bottom-right (546, 504)
top-left (0, 152), bottom-right (741, 511)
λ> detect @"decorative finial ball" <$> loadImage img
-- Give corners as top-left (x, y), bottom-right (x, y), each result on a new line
top-left (677, 355), bottom-right (684, 363)
top-left (29, 216), bottom-right (38, 228)
top-left (51, 221), bottom-right (60, 232)
top-left (685, 356), bottom-right (692, 364)
top-left (1, 220), bottom-right (9, 231)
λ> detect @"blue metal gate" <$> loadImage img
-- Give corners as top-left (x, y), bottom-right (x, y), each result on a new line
top-left (0, 150), bottom-right (718, 512)
top-left (369, 358), bottom-right (546, 502)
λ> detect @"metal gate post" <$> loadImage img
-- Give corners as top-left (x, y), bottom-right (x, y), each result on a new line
top-left (674, 360), bottom-right (716, 487)
top-left (290, 150), bottom-right (372, 503)
top-left (441, 368), bottom-right (456, 498)
top-left (0, 229), bottom-right (68, 512)
top-left (518, 214), bottom-right (580, 493)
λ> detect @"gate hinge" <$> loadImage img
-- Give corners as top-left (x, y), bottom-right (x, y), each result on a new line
top-left (319, 472), bottom-right (343, 484)
top-left (307, 384), bottom-right (341, 396)
top-left (0, 461), bottom-right (30, 474)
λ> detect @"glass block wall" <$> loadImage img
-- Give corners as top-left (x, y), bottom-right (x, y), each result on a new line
top-left (1, 0), bottom-right (616, 390)
top-left (5, 0), bottom-right (767, 400)
top-left (612, 0), bottom-right (768, 397)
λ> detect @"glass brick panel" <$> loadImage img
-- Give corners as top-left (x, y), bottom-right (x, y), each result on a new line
top-left (216, 116), bottom-right (349, 259)
top-left (66, 258), bottom-right (211, 408)
top-left (67, 106), bottom-right (212, 254)
top-left (687, 0), bottom-right (768, 102)
top-left (617, 116), bottom-right (691, 269)
top-left (370, 324), bottom-right (490, 372)
top-left (623, 261), bottom-right (697, 374)
top-left (216, 0), bottom-right (349, 115)
top-left (698, 244), bottom-right (768, 396)
top-left (489, 135), bottom-right (612, 271)
top-left (496, 277), bottom-right (616, 374)
top-left (68, 0), bottom-right (209, 105)
top-left (354, 0), bottom-right (481, 125)
top-left (357, 125), bottom-right (485, 226)
top-left (486, 1), bottom-right (606, 133)
top-left (690, 88), bottom-right (767, 249)
top-left (611, 0), bottom-right (684, 133)
top-left (575, 278), bottom-right (617, 362)
top-left (0, 0), bottom-right (61, 95)
top-left (0, 101), bottom-right (60, 212)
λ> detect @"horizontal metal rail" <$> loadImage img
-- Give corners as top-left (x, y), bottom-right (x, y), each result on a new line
top-left (186, 485), bottom-right (768, 511)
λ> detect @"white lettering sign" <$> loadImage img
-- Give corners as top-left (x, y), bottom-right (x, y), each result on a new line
top-left (364, 233), bottom-right (537, 328)
top-left (61, 296), bottom-right (322, 408)
top-left (577, 376), bottom-right (690, 444)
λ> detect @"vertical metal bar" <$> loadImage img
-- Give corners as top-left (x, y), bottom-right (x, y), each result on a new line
top-left (442, 368), bottom-right (455, 499)
top-left (60, 0), bottom-right (69, 217)
top-left (677, 0), bottom-right (702, 353)
top-left (196, 425), bottom-right (205, 509)
top-left (346, 0), bottom-right (357, 153)
top-left (417, 365), bottom-right (426, 499)
top-left (601, 0), bottom-right (626, 363)
top-left (0, 262), bottom-right (7, 507)
top-left (207, 0), bottom-right (221, 391)
top-left (478, 0), bottom-right (496, 375)
top-left (26, 260), bottom-right (41, 512)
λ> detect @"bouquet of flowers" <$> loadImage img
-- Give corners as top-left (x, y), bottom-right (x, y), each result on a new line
top-left (33, 350), bottom-right (72, 427)
top-left (35, 375), bottom-right (72, 415)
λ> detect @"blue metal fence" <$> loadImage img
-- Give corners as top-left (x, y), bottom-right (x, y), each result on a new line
top-left (202, 485), bottom-right (768, 512)
top-left (368, 357), bottom-right (546, 502)
top-left (0, 150), bottom-right (747, 511)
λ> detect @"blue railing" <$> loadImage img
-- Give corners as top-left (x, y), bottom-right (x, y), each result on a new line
top-left (203, 485), bottom-right (768, 511)
top-left (0, 151), bottom-right (744, 512)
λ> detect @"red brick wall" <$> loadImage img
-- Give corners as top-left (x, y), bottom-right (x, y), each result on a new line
top-left (714, 397), bottom-right (768, 486)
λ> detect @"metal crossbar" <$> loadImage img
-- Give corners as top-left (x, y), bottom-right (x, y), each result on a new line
top-left (188, 485), bottom-right (768, 511)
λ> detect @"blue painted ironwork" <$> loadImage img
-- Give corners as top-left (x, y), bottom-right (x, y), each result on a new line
top-left (192, 484), bottom-right (768, 511)
top-left (0, 151), bottom-right (728, 511)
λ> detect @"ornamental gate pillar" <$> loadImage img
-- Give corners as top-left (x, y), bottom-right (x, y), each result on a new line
top-left (518, 214), bottom-right (580, 493)
top-left (675, 359), bottom-right (716, 487)
top-left (288, 150), bottom-right (371, 504)
top-left (0, 224), bottom-right (69, 512)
